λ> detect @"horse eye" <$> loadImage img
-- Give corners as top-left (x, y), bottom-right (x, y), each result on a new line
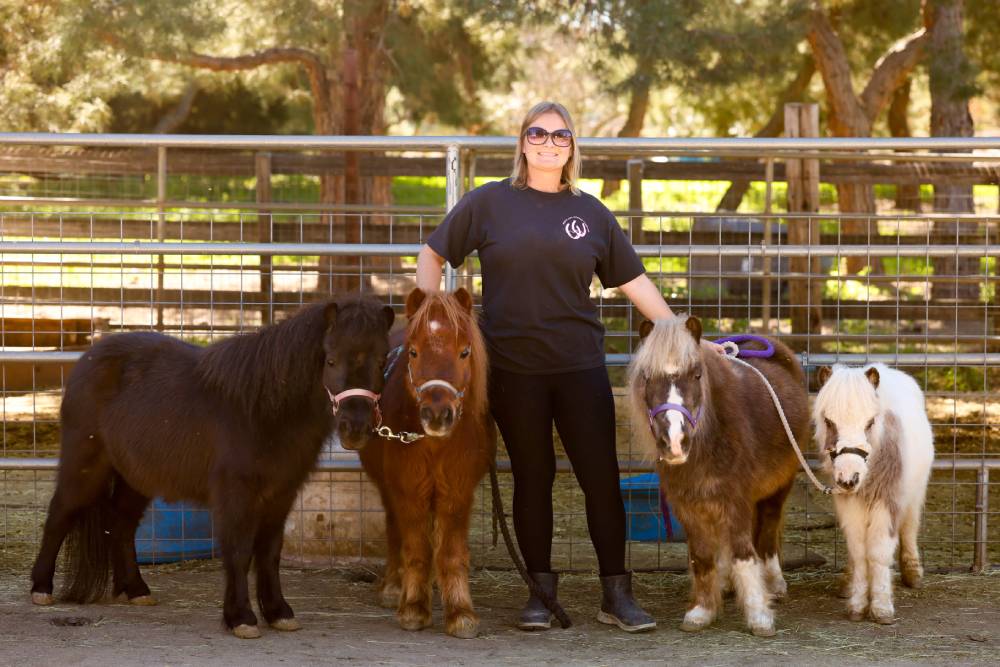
top-left (824, 418), bottom-right (834, 429)
top-left (409, 348), bottom-right (418, 358)
top-left (460, 346), bottom-right (471, 359)
top-left (866, 418), bottom-right (875, 431)
top-left (326, 359), bottom-right (335, 366)
top-left (694, 372), bottom-right (702, 380)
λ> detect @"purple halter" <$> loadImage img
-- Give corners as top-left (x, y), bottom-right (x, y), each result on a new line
top-left (714, 334), bottom-right (775, 358)
top-left (647, 402), bottom-right (702, 429)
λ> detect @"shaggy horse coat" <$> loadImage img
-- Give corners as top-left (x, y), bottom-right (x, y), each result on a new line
top-left (628, 316), bottom-right (809, 636)
top-left (359, 288), bottom-right (495, 639)
top-left (814, 363), bottom-right (934, 624)
top-left (30, 296), bottom-right (394, 638)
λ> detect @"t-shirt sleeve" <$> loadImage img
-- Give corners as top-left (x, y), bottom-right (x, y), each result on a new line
top-left (596, 212), bottom-right (645, 288)
top-left (425, 190), bottom-right (483, 267)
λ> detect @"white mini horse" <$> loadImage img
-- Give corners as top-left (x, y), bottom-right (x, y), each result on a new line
top-left (814, 363), bottom-right (934, 624)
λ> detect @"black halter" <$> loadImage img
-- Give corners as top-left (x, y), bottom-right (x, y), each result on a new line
top-left (829, 447), bottom-right (869, 461)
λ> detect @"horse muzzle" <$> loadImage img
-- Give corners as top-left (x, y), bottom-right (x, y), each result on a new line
top-left (418, 396), bottom-right (459, 437)
top-left (329, 389), bottom-right (381, 450)
top-left (656, 443), bottom-right (688, 466)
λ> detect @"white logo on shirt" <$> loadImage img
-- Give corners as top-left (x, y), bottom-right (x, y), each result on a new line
top-left (563, 216), bottom-right (589, 240)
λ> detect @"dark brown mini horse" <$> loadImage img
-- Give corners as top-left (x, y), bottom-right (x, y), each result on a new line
top-left (359, 288), bottom-right (494, 639)
top-left (627, 316), bottom-right (809, 637)
top-left (30, 296), bottom-right (394, 638)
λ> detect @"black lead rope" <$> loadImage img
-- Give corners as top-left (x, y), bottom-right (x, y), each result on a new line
top-left (488, 458), bottom-right (573, 629)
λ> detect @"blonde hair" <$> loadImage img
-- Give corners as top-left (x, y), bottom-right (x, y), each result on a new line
top-left (510, 101), bottom-right (582, 195)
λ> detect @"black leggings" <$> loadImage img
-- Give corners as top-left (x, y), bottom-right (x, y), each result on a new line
top-left (489, 365), bottom-right (626, 576)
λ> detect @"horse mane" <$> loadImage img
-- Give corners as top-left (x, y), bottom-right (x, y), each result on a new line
top-left (626, 316), bottom-right (708, 460)
top-left (196, 295), bottom-right (384, 422)
top-left (407, 291), bottom-right (489, 418)
top-left (812, 364), bottom-right (881, 445)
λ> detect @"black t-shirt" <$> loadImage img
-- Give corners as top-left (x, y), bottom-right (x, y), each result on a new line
top-left (426, 178), bottom-right (645, 374)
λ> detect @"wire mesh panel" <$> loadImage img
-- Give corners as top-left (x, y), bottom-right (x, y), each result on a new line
top-left (0, 135), bottom-right (998, 577)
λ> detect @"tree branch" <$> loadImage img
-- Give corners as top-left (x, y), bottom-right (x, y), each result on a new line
top-left (166, 48), bottom-right (334, 133)
top-left (153, 80), bottom-right (198, 133)
top-left (860, 28), bottom-right (928, 121)
top-left (100, 30), bottom-right (333, 134)
top-left (806, 7), bottom-right (866, 132)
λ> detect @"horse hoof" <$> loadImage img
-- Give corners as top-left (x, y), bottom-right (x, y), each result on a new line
top-left (270, 618), bottom-right (301, 632)
top-left (232, 624), bottom-right (261, 639)
top-left (680, 621), bottom-right (707, 633)
top-left (129, 595), bottom-right (157, 606)
top-left (751, 624), bottom-right (777, 638)
top-left (680, 606), bottom-right (713, 633)
top-left (31, 592), bottom-right (54, 606)
top-left (446, 615), bottom-right (479, 639)
top-left (901, 570), bottom-right (923, 589)
top-left (847, 608), bottom-right (866, 622)
top-left (399, 610), bottom-right (432, 632)
top-left (870, 609), bottom-right (896, 625)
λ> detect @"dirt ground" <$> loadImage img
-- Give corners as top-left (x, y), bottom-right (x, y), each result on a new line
top-left (1, 560), bottom-right (997, 666)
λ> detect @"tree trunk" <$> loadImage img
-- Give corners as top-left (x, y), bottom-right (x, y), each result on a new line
top-left (601, 65), bottom-right (652, 198)
top-left (925, 0), bottom-right (979, 301)
top-left (322, 0), bottom-right (392, 293)
top-left (888, 79), bottom-right (923, 211)
top-left (807, 7), bottom-right (927, 274)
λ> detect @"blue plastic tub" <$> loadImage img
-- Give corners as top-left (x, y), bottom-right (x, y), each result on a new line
top-left (619, 473), bottom-right (686, 543)
top-left (135, 498), bottom-right (219, 564)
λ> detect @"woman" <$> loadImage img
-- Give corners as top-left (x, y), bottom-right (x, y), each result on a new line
top-left (417, 102), bottom-right (716, 632)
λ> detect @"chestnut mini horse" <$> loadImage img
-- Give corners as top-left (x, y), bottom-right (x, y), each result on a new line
top-left (627, 316), bottom-right (809, 636)
top-left (30, 296), bottom-right (394, 638)
top-left (359, 287), bottom-right (494, 639)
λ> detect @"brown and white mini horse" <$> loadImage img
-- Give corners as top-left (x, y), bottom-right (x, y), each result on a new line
top-left (627, 316), bottom-right (809, 636)
top-left (359, 288), bottom-right (494, 639)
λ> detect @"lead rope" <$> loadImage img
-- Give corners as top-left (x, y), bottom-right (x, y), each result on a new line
top-left (488, 458), bottom-right (572, 628)
top-left (720, 344), bottom-right (839, 496)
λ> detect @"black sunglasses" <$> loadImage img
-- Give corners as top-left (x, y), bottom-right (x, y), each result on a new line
top-left (524, 126), bottom-right (573, 147)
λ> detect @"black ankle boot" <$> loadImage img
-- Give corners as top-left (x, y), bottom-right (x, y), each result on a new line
top-left (518, 572), bottom-right (558, 630)
top-left (596, 572), bottom-right (656, 632)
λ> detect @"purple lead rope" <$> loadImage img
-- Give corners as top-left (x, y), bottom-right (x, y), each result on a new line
top-left (714, 333), bottom-right (775, 358)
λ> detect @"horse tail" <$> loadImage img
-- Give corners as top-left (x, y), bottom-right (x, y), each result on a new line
top-left (60, 483), bottom-right (114, 603)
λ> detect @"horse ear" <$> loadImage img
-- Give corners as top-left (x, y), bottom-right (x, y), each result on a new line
top-left (405, 288), bottom-right (427, 318)
top-left (684, 316), bottom-right (702, 343)
top-left (453, 287), bottom-right (473, 312)
top-left (817, 366), bottom-right (832, 387)
top-left (382, 305), bottom-right (395, 330)
top-left (323, 302), bottom-right (338, 328)
top-left (865, 366), bottom-right (880, 390)
top-left (638, 320), bottom-right (654, 341)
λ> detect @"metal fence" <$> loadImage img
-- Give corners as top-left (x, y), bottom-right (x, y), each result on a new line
top-left (0, 134), bottom-right (998, 577)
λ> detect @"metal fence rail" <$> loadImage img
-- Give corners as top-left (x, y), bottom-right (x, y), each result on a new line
top-left (2, 133), bottom-right (998, 576)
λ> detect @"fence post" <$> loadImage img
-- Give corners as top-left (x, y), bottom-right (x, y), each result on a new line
top-left (156, 146), bottom-right (167, 331)
top-left (627, 158), bottom-right (644, 245)
top-left (973, 466), bottom-right (990, 572)
top-left (784, 103), bottom-right (823, 341)
top-left (761, 158), bottom-right (774, 333)
top-left (444, 144), bottom-right (460, 292)
top-left (256, 152), bottom-right (273, 325)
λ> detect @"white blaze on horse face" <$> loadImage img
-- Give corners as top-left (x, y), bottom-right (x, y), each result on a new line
top-left (428, 319), bottom-right (444, 334)
top-left (666, 383), bottom-right (685, 458)
top-left (830, 418), bottom-right (874, 491)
